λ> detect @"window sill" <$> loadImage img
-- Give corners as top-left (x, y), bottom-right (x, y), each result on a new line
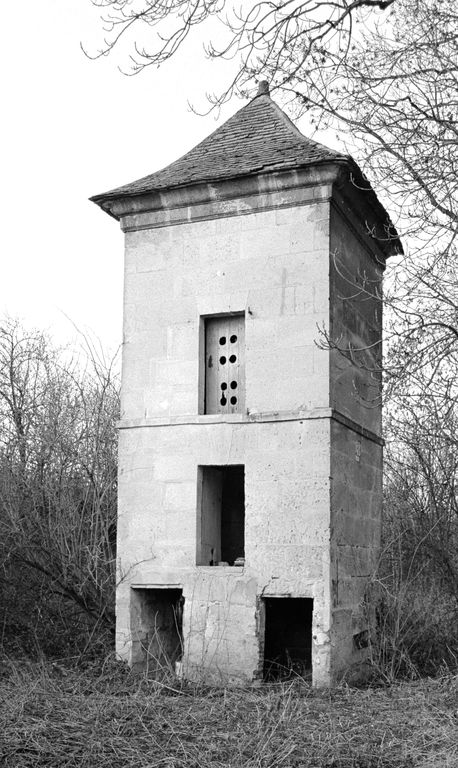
top-left (196, 565), bottom-right (245, 574)
top-left (117, 407), bottom-right (333, 430)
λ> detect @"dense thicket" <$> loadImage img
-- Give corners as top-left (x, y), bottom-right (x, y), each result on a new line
top-left (374, 390), bottom-right (458, 678)
top-left (0, 319), bottom-right (119, 657)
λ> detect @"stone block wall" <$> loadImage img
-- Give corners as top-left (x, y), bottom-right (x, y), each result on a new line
top-left (115, 170), bottom-right (386, 686)
top-left (330, 205), bottom-right (384, 434)
top-left (330, 421), bottom-right (382, 679)
top-left (117, 414), bottom-right (333, 684)
top-left (121, 197), bottom-right (330, 423)
top-left (328, 202), bottom-right (385, 678)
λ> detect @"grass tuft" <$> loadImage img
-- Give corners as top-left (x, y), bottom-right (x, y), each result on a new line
top-left (1, 655), bottom-right (457, 767)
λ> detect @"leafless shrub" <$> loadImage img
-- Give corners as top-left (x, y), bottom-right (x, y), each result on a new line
top-left (367, 393), bottom-right (458, 681)
top-left (0, 317), bottom-right (120, 657)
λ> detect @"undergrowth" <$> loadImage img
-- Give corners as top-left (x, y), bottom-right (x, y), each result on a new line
top-left (0, 654), bottom-right (457, 768)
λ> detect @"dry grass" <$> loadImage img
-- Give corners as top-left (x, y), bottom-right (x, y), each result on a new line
top-left (0, 656), bottom-right (457, 768)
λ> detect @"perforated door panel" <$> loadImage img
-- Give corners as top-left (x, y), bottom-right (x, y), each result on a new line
top-left (205, 315), bottom-right (245, 414)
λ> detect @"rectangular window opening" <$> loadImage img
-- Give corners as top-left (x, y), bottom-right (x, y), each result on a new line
top-left (197, 465), bottom-right (245, 566)
top-left (202, 314), bottom-right (245, 414)
top-left (263, 597), bottom-right (313, 681)
top-left (130, 588), bottom-right (184, 673)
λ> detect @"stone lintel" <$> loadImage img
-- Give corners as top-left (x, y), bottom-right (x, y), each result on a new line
top-left (129, 569), bottom-right (323, 598)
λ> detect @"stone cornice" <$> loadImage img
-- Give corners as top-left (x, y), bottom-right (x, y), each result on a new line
top-left (101, 161), bottom-right (400, 259)
top-left (100, 163), bottom-right (340, 222)
top-left (117, 407), bottom-right (384, 446)
top-left (115, 164), bottom-right (339, 232)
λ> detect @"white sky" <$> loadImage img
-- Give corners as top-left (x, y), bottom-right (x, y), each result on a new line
top-left (0, 1), bottom-right (336, 353)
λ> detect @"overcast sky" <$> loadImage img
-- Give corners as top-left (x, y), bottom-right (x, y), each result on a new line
top-left (0, 1), bottom-right (333, 352)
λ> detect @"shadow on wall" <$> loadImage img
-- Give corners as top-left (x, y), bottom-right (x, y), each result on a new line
top-left (131, 588), bottom-right (184, 674)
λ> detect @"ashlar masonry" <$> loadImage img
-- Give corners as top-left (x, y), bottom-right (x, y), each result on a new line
top-left (92, 82), bottom-right (402, 686)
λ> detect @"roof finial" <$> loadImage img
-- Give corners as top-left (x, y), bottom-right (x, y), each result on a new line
top-left (257, 80), bottom-right (270, 96)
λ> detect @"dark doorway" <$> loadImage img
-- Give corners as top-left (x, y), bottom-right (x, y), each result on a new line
top-left (263, 597), bottom-right (313, 680)
top-left (221, 465), bottom-right (245, 564)
top-left (131, 588), bottom-right (184, 673)
top-left (197, 465), bottom-right (245, 566)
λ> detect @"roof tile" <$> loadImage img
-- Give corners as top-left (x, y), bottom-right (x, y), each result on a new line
top-left (92, 91), bottom-right (347, 201)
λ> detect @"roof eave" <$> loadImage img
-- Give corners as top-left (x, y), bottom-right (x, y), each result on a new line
top-left (332, 159), bottom-right (403, 258)
top-left (90, 157), bottom-right (348, 216)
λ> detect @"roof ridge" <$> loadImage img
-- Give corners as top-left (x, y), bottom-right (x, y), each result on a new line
top-left (268, 97), bottom-right (313, 143)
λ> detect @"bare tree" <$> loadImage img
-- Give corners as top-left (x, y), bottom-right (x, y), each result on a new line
top-left (85, 1), bottom-right (395, 80)
top-left (86, 2), bottom-right (457, 378)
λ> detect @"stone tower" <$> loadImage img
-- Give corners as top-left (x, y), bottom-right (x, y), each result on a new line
top-left (92, 84), bottom-right (401, 686)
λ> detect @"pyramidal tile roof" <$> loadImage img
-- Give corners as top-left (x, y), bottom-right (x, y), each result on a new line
top-left (91, 83), bottom-right (348, 203)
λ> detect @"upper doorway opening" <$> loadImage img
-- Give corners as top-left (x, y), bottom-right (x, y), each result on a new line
top-left (196, 465), bottom-right (245, 566)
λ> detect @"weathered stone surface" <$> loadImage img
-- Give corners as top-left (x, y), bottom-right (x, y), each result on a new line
top-left (98, 93), bottom-right (400, 687)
